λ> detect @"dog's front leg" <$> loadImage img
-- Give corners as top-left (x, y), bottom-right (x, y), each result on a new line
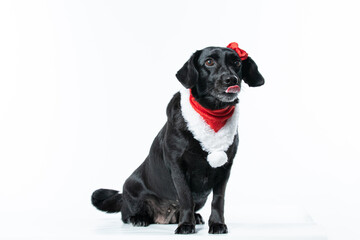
top-left (170, 163), bottom-right (196, 234)
top-left (163, 126), bottom-right (195, 234)
top-left (208, 171), bottom-right (230, 234)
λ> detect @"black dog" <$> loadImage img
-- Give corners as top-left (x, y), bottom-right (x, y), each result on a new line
top-left (91, 43), bottom-right (264, 234)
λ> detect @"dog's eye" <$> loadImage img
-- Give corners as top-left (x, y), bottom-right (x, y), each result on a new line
top-left (234, 61), bottom-right (241, 67)
top-left (205, 59), bottom-right (215, 66)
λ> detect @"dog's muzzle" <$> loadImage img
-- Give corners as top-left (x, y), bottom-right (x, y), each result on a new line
top-left (222, 75), bottom-right (240, 93)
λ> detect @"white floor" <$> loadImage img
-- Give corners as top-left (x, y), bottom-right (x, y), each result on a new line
top-left (1, 205), bottom-right (327, 240)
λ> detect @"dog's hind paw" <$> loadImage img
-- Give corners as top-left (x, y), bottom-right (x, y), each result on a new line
top-left (128, 215), bottom-right (152, 227)
top-left (175, 223), bottom-right (195, 234)
top-left (208, 223), bottom-right (228, 234)
top-left (195, 213), bottom-right (204, 224)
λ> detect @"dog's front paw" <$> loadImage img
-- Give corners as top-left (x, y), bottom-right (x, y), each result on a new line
top-left (208, 223), bottom-right (228, 234)
top-left (175, 223), bottom-right (195, 234)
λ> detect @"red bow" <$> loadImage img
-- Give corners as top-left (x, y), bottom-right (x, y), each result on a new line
top-left (227, 42), bottom-right (248, 61)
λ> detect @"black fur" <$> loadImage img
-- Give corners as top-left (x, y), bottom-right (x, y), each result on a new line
top-left (92, 46), bottom-right (264, 234)
top-left (91, 189), bottom-right (122, 213)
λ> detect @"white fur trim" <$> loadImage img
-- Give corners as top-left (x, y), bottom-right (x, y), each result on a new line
top-left (207, 151), bottom-right (228, 168)
top-left (180, 89), bottom-right (239, 168)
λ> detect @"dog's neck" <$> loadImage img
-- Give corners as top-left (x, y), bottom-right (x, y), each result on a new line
top-left (190, 88), bottom-right (239, 110)
top-left (189, 90), bottom-right (235, 132)
top-left (180, 88), bottom-right (240, 168)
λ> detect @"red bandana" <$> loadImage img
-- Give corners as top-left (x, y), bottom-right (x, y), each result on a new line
top-left (227, 42), bottom-right (248, 61)
top-left (189, 90), bottom-right (235, 132)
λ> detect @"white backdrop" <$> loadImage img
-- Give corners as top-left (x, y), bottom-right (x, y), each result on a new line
top-left (1, 0), bottom-right (360, 239)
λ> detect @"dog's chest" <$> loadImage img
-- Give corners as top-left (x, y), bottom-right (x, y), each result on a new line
top-left (180, 89), bottom-right (239, 168)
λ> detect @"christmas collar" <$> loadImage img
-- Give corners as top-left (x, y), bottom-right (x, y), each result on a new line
top-left (180, 89), bottom-right (239, 168)
top-left (189, 90), bottom-right (235, 132)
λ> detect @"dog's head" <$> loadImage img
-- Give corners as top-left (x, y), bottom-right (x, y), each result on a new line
top-left (176, 45), bottom-right (264, 108)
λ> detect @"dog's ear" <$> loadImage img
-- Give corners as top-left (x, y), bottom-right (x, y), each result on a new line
top-left (242, 57), bottom-right (265, 87)
top-left (176, 51), bottom-right (200, 89)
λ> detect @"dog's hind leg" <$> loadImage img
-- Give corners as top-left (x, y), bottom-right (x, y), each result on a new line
top-left (195, 213), bottom-right (205, 224)
top-left (121, 196), bottom-right (154, 226)
top-left (120, 177), bottom-right (155, 227)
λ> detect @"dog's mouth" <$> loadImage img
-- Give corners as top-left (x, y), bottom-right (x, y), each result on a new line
top-left (210, 84), bottom-right (240, 103)
top-left (225, 85), bottom-right (241, 94)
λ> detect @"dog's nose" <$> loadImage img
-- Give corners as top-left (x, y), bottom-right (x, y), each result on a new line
top-left (222, 75), bottom-right (239, 86)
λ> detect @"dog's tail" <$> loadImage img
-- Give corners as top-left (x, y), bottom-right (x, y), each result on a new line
top-left (91, 188), bottom-right (123, 213)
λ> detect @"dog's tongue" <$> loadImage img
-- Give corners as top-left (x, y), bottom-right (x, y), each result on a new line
top-left (225, 85), bottom-right (241, 93)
